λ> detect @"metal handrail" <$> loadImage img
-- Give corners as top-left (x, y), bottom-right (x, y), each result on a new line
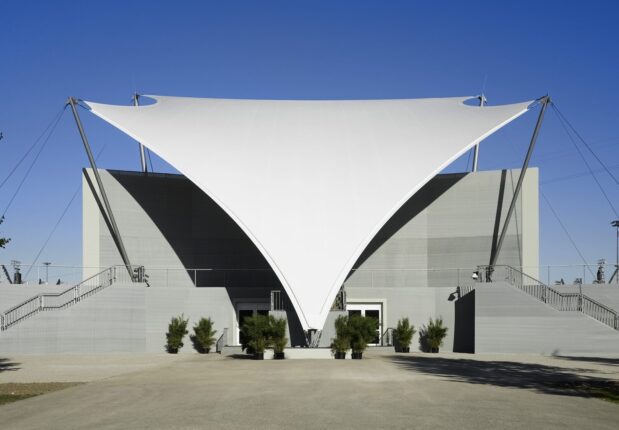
top-left (1, 265), bottom-right (144, 331)
top-left (378, 327), bottom-right (394, 346)
top-left (459, 285), bottom-right (476, 298)
top-left (478, 265), bottom-right (619, 330)
top-left (216, 328), bottom-right (228, 354)
top-left (271, 290), bottom-right (285, 311)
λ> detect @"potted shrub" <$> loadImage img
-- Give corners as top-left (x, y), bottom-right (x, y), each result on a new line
top-left (166, 314), bottom-right (189, 353)
top-left (347, 314), bottom-right (377, 359)
top-left (190, 317), bottom-right (217, 353)
top-left (330, 315), bottom-right (350, 359)
top-left (393, 317), bottom-right (416, 353)
top-left (241, 314), bottom-right (271, 360)
top-left (269, 316), bottom-right (288, 360)
top-left (419, 317), bottom-right (448, 353)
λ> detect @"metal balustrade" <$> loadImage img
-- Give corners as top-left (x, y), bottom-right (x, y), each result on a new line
top-left (379, 327), bottom-right (394, 346)
top-left (1, 265), bottom-right (144, 331)
top-left (476, 265), bottom-right (619, 330)
top-left (216, 328), bottom-right (228, 353)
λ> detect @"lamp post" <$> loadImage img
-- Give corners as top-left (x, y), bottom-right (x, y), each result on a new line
top-left (43, 262), bottom-right (51, 284)
top-left (612, 220), bottom-right (619, 284)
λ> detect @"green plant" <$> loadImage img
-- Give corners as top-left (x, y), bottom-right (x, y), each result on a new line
top-left (190, 317), bottom-right (217, 353)
top-left (419, 317), bottom-right (448, 353)
top-left (166, 314), bottom-right (189, 353)
top-left (393, 318), bottom-right (416, 351)
top-left (269, 316), bottom-right (288, 354)
top-left (241, 314), bottom-right (271, 354)
top-left (0, 216), bottom-right (10, 249)
top-left (347, 314), bottom-right (377, 354)
top-left (330, 315), bottom-right (350, 354)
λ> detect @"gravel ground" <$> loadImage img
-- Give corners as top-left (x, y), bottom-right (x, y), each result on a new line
top-left (0, 352), bottom-right (618, 429)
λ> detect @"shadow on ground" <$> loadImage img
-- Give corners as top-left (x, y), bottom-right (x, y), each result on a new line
top-left (0, 358), bottom-right (20, 372)
top-left (227, 354), bottom-right (254, 360)
top-left (391, 355), bottom-right (619, 400)
top-left (553, 356), bottom-right (619, 367)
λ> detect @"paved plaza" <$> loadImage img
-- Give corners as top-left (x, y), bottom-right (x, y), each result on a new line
top-left (1, 352), bottom-right (618, 429)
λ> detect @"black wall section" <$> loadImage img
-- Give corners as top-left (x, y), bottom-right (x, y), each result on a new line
top-left (108, 170), bottom-right (308, 345)
top-left (453, 290), bottom-right (475, 353)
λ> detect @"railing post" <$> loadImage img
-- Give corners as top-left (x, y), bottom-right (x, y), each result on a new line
top-left (583, 265), bottom-right (586, 285)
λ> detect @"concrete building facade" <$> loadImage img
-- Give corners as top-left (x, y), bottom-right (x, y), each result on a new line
top-left (77, 167), bottom-right (538, 351)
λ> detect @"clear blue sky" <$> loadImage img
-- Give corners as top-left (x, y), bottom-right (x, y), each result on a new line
top-left (1, 1), bottom-right (618, 280)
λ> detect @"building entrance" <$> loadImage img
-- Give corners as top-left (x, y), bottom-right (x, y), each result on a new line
top-left (235, 303), bottom-right (269, 345)
top-left (347, 303), bottom-right (382, 345)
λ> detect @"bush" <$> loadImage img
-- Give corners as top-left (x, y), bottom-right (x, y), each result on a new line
top-left (166, 314), bottom-right (189, 353)
top-left (269, 316), bottom-right (288, 354)
top-left (241, 314), bottom-right (271, 354)
top-left (330, 315), bottom-right (350, 354)
top-left (418, 317), bottom-right (448, 353)
top-left (393, 318), bottom-right (416, 352)
top-left (348, 314), bottom-right (377, 354)
top-left (190, 317), bottom-right (217, 353)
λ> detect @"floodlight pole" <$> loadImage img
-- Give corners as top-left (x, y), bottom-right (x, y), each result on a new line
top-left (489, 96), bottom-right (550, 269)
top-left (67, 97), bottom-right (134, 279)
top-left (471, 94), bottom-right (486, 172)
top-left (132, 93), bottom-right (148, 173)
top-left (612, 220), bottom-right (619, 284)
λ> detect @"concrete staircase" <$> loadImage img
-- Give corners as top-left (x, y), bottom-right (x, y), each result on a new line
top-left (0, 266), bottom-right (138, 331)
top-left (0, 283), bottom-right (146, 353)
top-left (475, 282), bottom-right (619, 355)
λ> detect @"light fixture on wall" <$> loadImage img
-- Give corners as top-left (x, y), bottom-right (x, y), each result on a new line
top-left (448, 286), bottom-right (461, 302)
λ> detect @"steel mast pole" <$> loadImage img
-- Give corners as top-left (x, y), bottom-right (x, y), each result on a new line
top-left (132, 93), bottom-right (148, 173)
top-left (490, 96), bottom-right (550, 270)
top-left (471, 94), bottom-right (486, 172)
top-left (67, 97), bottom-right (134, 278)
top-left (613, 220), bottom-right (619, 284)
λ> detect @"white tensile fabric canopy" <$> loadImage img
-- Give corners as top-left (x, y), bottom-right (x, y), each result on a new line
top-left (84, 95), bottom-right (533, 330)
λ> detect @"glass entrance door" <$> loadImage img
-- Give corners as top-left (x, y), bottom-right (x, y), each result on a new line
top-left (235, 304), bottom-right (270, 345)
top-left (347, 303), bottom-right (382, 346)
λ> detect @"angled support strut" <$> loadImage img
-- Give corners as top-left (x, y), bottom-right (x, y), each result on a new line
top-left (132, 93), bottom-right (148, 173)
top-left (489, 96), bottom-right (550, 269)
top-left (67, 97), bottom-right (134, 279)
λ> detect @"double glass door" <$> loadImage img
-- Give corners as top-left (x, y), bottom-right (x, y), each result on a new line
top-left (347, 303), bottom-right (382, 345)
top-left (236, 304), bottom-right (269, 345)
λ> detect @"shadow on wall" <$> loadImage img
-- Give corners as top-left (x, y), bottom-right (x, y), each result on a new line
top-left (0, 358), bottom-right (20, 373)
top-left (350, 173), bottom-right (466, 271)
top-left (390, 355), bottom-right (619, 400)
top-left (106, 171), bottom-right (307, 346)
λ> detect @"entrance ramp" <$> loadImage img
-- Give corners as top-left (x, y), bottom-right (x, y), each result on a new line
top-left (475, 282), bottom-right (619, 355)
